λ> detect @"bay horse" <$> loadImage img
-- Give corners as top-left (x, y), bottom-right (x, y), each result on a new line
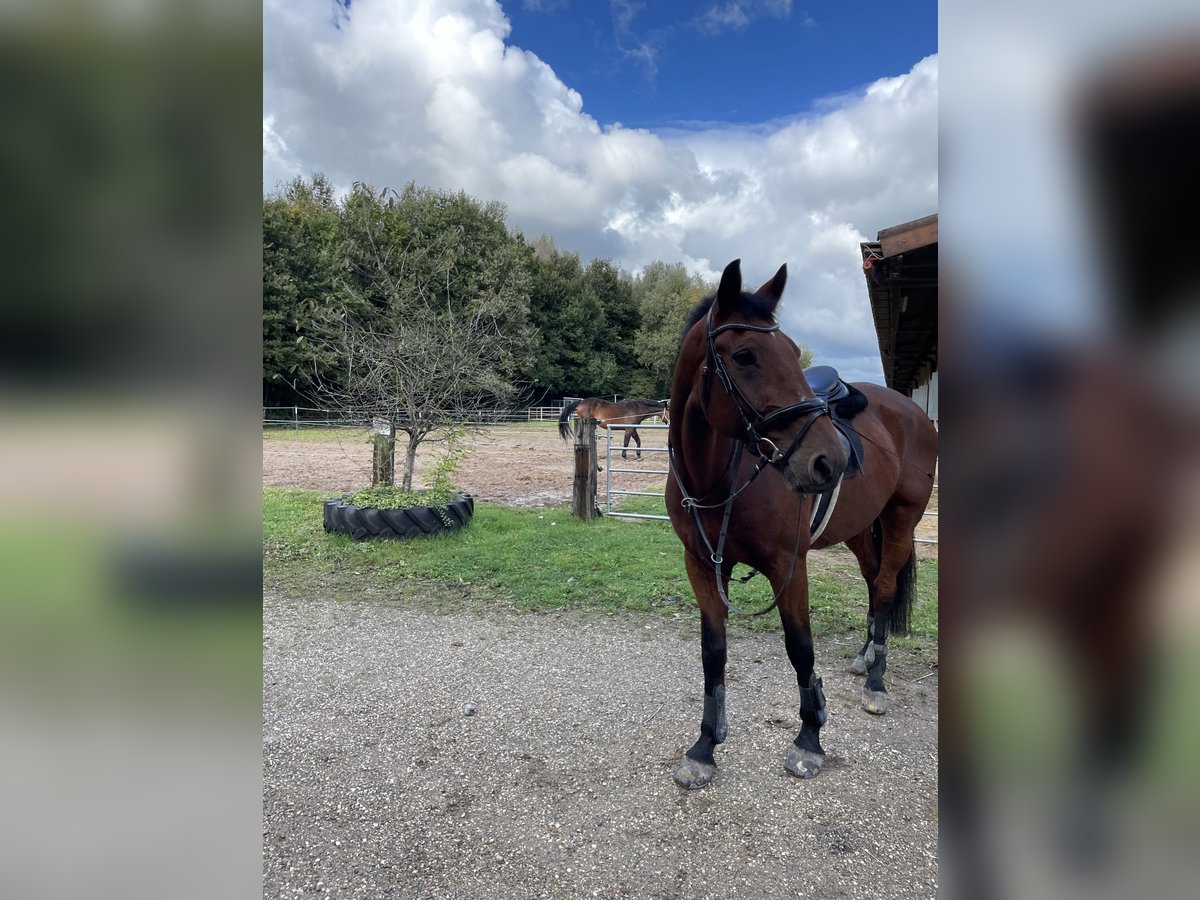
top-left (558, 397), bottom-right (669, 458)
top-left (666, 259), bottom-right (938, 789)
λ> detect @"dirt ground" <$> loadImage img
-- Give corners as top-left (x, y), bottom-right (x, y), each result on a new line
top-left (263, 585), bottom-right (938, 900)
top-left (262, 424), bottom-right (938, 548)
top-left (263, 423), bottom-right (666, 506)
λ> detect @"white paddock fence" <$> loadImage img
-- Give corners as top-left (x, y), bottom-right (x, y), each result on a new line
top-left (262, 405), bottom-right (567, 429)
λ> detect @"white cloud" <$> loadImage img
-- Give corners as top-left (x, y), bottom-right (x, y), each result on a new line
top-left (264, 0), bottom-right (937, 383)
top-left (697, 1), bottom-right (794, 37)
top-left (262, 115), bottom-right (300, 182)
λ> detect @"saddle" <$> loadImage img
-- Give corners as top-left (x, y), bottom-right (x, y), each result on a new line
top-left (803, 365), bottom-right (866, 476)
top-left (803, 365), bottom-right (850, 403)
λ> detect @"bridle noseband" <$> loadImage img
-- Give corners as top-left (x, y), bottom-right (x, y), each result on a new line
top-left (703, 303), bottom-right (831, 469)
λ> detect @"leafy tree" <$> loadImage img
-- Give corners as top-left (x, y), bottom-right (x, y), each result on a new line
top-left (521, 241), bottom-right (630, 398)
top-left (631, 261), bottom-right (712, 397)
top-left (584, 258), bottom-right (640, 387)
top-left (262, 174), bottom-right (341, 406)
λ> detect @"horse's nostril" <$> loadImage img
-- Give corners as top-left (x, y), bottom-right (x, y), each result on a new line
top-left (811, 454), bottom-right (834, 484)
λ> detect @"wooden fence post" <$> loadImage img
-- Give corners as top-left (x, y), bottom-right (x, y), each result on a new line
top-left (571, 417), bottom-right (599, 520)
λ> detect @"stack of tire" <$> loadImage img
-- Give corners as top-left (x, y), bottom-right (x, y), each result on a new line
top-left (323, 493), bottom-right (474, 541)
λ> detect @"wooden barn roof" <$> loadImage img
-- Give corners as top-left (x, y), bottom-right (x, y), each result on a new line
top-left (861, 214), bottom-right (937, 395)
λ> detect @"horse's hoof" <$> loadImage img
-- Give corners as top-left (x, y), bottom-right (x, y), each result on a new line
top-left (673, 756), bottom-right (717, 790)
top-left (848, 654), bottom-right (867, 676)
top-left (784, 746), bottom-right (825, 779)
top-left (862, 689), bottom-right (889, 715)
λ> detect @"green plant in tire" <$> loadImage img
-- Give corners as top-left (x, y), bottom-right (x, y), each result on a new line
top-left (348, 427), bottom-right (470, 526)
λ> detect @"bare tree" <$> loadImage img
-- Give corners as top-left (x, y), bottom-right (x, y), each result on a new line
top-left (310, 183), bottom-right (531, 490)
top-left (316, 305), bottom-right (521, 489)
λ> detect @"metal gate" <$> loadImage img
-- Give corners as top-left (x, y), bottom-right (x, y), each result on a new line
top-left (603, 423), bottom-right (669, 521)
top-left (602, 422), bottom-right (937, 541)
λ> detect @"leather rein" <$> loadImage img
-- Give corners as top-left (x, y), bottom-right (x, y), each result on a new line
top-left (668, 305), bottom-right (834, 616)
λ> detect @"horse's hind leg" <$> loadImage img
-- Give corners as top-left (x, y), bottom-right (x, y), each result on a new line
top-left (860, 503), bottom-right (924, 715)
top-left (845, 528), bottom-right (882, 675)
top-left (622, 428), bottom-right (641, 459)
top-left (777, 557), bottom-right (828, 779)
top-left (673, 552), bottom-right (730, 790)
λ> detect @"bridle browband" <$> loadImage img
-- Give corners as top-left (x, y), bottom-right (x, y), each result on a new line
top-left (667, 302), bottom-right (838, 617)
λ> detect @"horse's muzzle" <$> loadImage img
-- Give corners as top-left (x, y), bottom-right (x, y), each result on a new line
top-left (759, 402), bottom-right (848, 494)
top-left (751, 399), bottom-right (833, 468)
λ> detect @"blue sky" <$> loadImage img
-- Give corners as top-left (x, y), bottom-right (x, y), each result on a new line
top-left (265, 1), bottom-right (938, 383)
top-left (505, 2), bottom-right (937, 128)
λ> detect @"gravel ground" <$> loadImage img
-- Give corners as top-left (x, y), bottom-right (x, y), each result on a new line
top-left (263, 586), bottom-right (938, 899)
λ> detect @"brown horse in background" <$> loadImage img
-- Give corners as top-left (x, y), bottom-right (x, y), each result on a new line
top-left (666, 259), bottom-right (938, 789)
top-left (558, 397), bottom-right (669, 458)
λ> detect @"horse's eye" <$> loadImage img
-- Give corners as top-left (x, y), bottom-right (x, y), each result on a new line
top-left (732, 349), bottom-right (756, 366)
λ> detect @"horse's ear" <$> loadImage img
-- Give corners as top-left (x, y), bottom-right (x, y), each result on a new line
top-left (717, 259), bottom-right (742, 314)
top-left (755, 263), bottom-right (787, 307)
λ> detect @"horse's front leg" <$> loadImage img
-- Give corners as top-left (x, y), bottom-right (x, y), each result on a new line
top-left (778, 558), bottom-right (828, 778)
top-left (622, 428), bottom-right (632, 459)
top-left (673, 552), bottom-right (730, 790)
top-left (631, 427), bottom-right (642, 459)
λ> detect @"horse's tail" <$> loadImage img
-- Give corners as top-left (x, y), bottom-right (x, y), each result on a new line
top-left (873, 519), bottom-right (917, 636)
top-left (558, 399), bottom-right (583, 441)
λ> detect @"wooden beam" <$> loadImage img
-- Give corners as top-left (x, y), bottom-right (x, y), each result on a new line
top-left (879, 214), bottom-right (938, 258)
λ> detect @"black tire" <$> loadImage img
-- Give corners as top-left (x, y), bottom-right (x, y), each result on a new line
top-left (323, 493), bottom-right (474, 541)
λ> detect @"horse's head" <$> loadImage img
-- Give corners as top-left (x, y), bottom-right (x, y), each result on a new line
top-left (681, 259), bottom-right (848, 493)
top-left (659, 400), bottom-right (671, 426)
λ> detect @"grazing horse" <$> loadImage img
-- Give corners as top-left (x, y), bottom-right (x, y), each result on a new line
top-left (666, 259), bottom-right (938, 789)
top-left (558, 397), bottom-right (670, 458)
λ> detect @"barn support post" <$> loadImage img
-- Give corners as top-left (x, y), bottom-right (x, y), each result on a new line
top-left (372, 417), bottom-right (396, 487)
top-left (572, 417), bottom-right (599, 521)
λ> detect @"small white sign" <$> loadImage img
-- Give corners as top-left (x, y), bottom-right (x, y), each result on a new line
top-left (372, 417), bottom-right (394, 436)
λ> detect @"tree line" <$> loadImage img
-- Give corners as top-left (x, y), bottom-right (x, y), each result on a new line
top-left (263, 174), bottom-right (719, 411)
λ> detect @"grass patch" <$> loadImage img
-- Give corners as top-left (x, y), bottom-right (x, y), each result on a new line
top-left (606, 492), bottom-right (669, 517)
top-left (266, 486), bottom-right (938, 641)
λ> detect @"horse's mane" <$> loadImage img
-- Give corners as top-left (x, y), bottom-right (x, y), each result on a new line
top-left (624, 398), bottom-right (667, 408)
top-left (678, 291), bottom-right (778, 344)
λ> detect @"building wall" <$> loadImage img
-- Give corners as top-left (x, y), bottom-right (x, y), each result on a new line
top-left (909, 370), bottom-right (938, 424)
